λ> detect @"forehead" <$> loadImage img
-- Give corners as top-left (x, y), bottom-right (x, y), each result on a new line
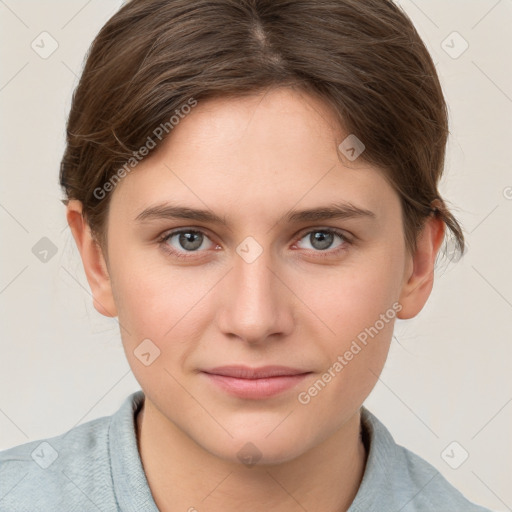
top-left (109, 88), bottom-right (399, 227)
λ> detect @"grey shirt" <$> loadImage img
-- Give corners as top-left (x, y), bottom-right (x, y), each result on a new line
top-left (0, 390), bottom-right (493, 511)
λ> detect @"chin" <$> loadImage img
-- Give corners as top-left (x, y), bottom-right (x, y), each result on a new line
top-left (196, 429), bottom-right (310, 468)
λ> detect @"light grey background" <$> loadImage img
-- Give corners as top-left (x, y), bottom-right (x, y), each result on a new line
top-left (0, 1), bottom-right (511, 510)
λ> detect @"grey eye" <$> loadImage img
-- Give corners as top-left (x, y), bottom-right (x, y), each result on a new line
top-left (165, 230), bottom-right (212, 252)
top-left (297, 230), bottom-right (345, 252)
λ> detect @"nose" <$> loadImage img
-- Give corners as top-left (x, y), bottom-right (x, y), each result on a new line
top-left (215, 245), bottom-right (295, 345)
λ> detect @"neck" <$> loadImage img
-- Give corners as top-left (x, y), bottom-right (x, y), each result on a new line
top-left (136, 398), bottom-right (367, 512)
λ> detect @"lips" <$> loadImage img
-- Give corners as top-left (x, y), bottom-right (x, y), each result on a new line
top-left (201, 365), bottom-right (312, 399)
top-left (202, 365), bottom-right (310, 379)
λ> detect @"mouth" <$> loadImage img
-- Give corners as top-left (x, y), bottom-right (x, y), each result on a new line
top-left (200, 365), bottom-right (313, 399)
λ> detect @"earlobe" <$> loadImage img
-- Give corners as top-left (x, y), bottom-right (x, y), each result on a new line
top-left (397, 216), bottom-right (445, 320)
top-left (66, 200), bottom-right (118, 318)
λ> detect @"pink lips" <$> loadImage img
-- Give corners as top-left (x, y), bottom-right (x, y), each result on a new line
top-left (201, 365), bottom-right (312, 399)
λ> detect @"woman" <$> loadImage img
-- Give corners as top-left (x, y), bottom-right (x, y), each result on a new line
top-left (0, 0), bottom-right (494, 510)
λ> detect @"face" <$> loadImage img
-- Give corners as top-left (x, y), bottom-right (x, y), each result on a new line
top-left (72, 87), bottom-right (439, 465)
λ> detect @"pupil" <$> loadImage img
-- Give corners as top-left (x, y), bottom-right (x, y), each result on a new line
top-left (312, 231), bottom-right (333, 250)
top-left (180, 232), bottom-right (202, 250)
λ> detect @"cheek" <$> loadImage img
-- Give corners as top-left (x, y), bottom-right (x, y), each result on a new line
top-left (294, 247), bottom-right (404, 395)
top-left (109, 237), bottom-right (194, 328)
top-left (109, 250), bottom-right (219, 372)
top-left (294, 272), bottom-right (398, 422)
top-left (110, 262), bottom-right (202, 398)
top-left (303, 250), bottom-right (404, 340)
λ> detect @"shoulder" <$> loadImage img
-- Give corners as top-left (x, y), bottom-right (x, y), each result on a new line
top-left (0, 395), bottom-right (138, 512)
top-left (353, 406), bottom-right (495, 512)
top-left (395, 442), bottom-right (493, 511)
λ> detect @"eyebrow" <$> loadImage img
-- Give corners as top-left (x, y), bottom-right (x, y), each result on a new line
top-left (135, 201), bottom-right (376, 225)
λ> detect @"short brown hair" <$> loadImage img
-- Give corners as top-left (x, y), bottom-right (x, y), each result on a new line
top-left (59, 0), bottom-right (465, 259)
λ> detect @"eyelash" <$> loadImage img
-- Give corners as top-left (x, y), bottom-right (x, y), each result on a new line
top-left (157, 227), bottom-right (353, 260)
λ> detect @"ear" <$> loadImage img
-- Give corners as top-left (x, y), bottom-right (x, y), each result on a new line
top-left (397, 215), bottom-right (445, 319)
top-left (66, 199), bottom-right (118, 318)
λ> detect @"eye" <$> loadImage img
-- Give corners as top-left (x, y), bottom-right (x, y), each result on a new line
top-left (157, 227), bottom-right (352, 261)
top-left (158, 229), bottom-right (217, 259)
top-left (294, 228), bottom-right (352, 257)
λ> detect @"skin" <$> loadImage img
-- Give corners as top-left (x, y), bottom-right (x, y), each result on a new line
top-left (67, 87), bottom-right (445, 512)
